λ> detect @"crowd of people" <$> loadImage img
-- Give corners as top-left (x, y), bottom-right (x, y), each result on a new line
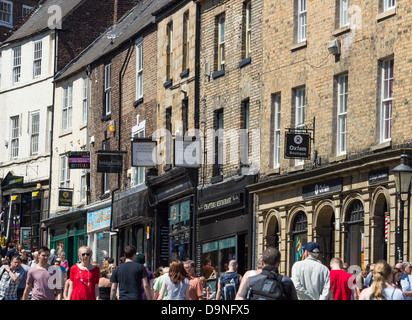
top-left (0, 235), bottom-right (411, 300)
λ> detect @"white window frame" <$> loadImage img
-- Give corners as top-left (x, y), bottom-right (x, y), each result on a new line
top-left (82, 77), bottom-right (88, 123)
top-left (104, 64), bottom-right (112, 115)
top-left (245, 2), bottom-right (252, 59)
top-left (12, 47), bottom-right (21, 84)
top-left (218, 14), bottom-right (225, 70)
top-left (136, 40), bottom-right (143, 100)
top-left (131, 127), bottom-right (145, 187)
top-left (273, 94), bottom-right (281, 169)
top-left (0, 0), bottom-right (12, 27)
top-left (380, 59), bottom-right (393, 143)
top-left (384, 0), bottom-right (395, 12)
top-left (10, 116), bottom-right (19, 159)
top-left (62, 84), bottom-right (73, 131)
top-left (30, 111), bottom-right (40, 155)
top-left (59, 154), bottom-right (70, 189)
top-left (33, 40), bottom-right (42, 78)
top-left (340, 0), bottom-right (350, 28)
top-left (298, 0), bottom-right (307, 43)
top-left (22, 5), bottom-right (32, 18)
top-left (337, 75), bottom-right (348, 155)
top-left (182, 11), bottom-right (189, 71)
top-left (295, 87), bottom-right (305, 166)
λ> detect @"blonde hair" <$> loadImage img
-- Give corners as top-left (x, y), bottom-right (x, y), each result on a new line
top-left (78, 246), bottom-right (93, 256)
top-left (370, 261), bottom-right (392, 300)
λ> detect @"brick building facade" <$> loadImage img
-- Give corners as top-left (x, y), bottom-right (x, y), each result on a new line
top-left (249, 0), bottom-right (412, 274)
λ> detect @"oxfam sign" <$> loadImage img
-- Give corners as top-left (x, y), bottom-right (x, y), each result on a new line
top-left (284, 132), bottom-right (311, 159)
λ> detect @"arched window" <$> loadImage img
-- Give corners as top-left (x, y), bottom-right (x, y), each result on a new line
top-left (291, 211), bottom-right (308, 265)
top-left (345, 200), bottom-right (364, 267)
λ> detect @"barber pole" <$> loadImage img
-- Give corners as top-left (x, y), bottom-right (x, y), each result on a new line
top-left (385, 215), bottom-right (389, 242)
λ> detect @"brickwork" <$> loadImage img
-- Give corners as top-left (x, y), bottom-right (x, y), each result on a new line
top-left (89, 28), bottom-right (158, 203)
top-left (156, 1), bottom-right (198, 173)
top-left (198, 0), bottom-right (263, 182)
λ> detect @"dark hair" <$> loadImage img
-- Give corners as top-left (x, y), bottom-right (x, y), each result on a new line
top-left (169, 260), bottom-right (189, 285)
top-left (261, 247), bottom-right (281, 266)
top-left (124, 245), bottom-right (137, 259)
top-left (38, 246), bottom-right (50, 255)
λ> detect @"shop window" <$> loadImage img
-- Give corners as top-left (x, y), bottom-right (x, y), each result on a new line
top-left (345, 200), bottom-right (364, 268)
top-left (169, 199), bottom-right (191, 262)
top-left (291, 211), bottom-right (307, 266)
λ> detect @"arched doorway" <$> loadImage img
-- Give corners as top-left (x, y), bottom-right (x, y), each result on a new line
top-left (372, 193), bottom-right (388, 263)
top-left (345, 200), bottom-right (364, 268)
top-left (316, 204), bottom-right (335, 266)
top-left (266, 214), bottom-right (280, 249)
top-left (290, 211), bottom-right (308, 269)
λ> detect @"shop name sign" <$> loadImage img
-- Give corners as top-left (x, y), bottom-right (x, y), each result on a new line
top-left (68, 151), bottom-right (90, 169)
top-left (87, 207), bottom-right (111, 232)
top-left (368, 167), bottom-right (389, 185)
top-left (302, 178), bottom-right (342, 199)
top-left (198, 193), bottom-right (241, 213)
top-left (58, 190), bottom-right (73, 207)
top-left (97, 154), bottom-right (123, 173)
top-left (284, 132), bottom-right (311, 159)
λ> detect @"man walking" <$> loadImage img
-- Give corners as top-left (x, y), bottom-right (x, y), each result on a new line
top-left (184, 260), bottom-right (204, 300)
top-left (236, 247), bottom-right (297, 300)
top-left (329, 257), bottom-right (358, 300)
top-left (395, 262), bottom-right (412, 300)
top-left (22, 246), bottom-right (61, 300)
top-left (216, 260), bottom-right (242, 300)
top-left (110, 245), bottom-right (152, 300)
top-left (291, 241), bottom-right (330, 300)
top-left (0, 255), bottom-right (24, 300)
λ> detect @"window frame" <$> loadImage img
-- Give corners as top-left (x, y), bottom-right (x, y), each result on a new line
top-left (217, 14), bottom-right (225, 71)
top-left (182, 11), bottom-right (190, 72)
top-left (166, 22), bottom-right (173, 81)
top-left (273, 94), bottom-right (281, 169)
top-left (384, 0), bottom-right (396, 12)
top-left (340, 0), bottom-right (350, 28)
top-left (337, 74), bottom-right (348, 155)
top-left (214, 109), bottom-right (224, 176)
top-left (297, 0), bottom-right (307, 43)
top-left (245, 1), bottom-right (252, 59)
top-left (12, 47), bottom-right (21, 84)
top-left (22, 5), bottom-right (32, 18)
top-left (30, 111), bottom-right (40, 155)
top-left (104, 63), bottom-right (112, 115)
top-left (136, 40), bottom-right (143, 100)
top-left (380, 59), bottom-right (394, 143)
top-left (59, 154), bottom-right (70, 189)
top-left (82, 77), bottom-right (88, 124)
top-left (10, 116), bottom-right (19, 159)
top-left (131, 128), bottom-right (145, 187)
top-left (62, 83), bottom-right (73, 132)
top-left (0, 0), bottom-right (12, 27)
top-left (33, 40), bottom-right (42, 78)
top-left (295, 87), bottom-right (306, 166)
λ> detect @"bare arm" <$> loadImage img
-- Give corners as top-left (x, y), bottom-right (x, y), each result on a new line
top-left (142, 277), bottom-right (152, 300)
top-left (110, 282), bottom-right (118, 300)
top-left (22, 283), bottom-right (32, 300)
top-left (157, 281), bottom-right (166, 300)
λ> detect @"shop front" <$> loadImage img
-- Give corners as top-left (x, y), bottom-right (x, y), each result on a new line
top-left (86, 200), bottom-right (117, 267)
top-left (45, 209), bottom-right (87, 270)
top-left (248, 149), bottom-right (409, 275)
top-left (112, 184), bottom-right (153, 268)
top-left (197, 174), bottom-right (256, 290)
top-left (147, 167), bottom-right (197, 269)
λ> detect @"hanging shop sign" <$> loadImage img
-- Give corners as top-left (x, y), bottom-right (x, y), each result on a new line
top-left (96, 154), bottom-right (123, 173)
top-left (58, 190), bottom-right (73, 207)
top-left (284, 132), bottom-right (311, 159)
top-left (302, 178), bottom-right (343, 199)
top-left (68, 151), bottom-right (90, 169)
top-left (131, 138), bottom-right (157, 167)
top-left (87, 206), bottom-right (111, 232)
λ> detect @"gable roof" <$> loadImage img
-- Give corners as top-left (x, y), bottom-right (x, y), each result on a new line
top-left (54, 0), bottom-right (168, 82)
top-left (2, 0), bottom-right (84, 46)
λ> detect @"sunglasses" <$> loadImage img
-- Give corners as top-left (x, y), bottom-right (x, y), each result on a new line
top-left (81, 253), bottom-right (91, 257)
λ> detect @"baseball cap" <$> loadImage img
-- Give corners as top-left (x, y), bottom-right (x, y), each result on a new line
top-left (303, 242), bottom-right (320, 253)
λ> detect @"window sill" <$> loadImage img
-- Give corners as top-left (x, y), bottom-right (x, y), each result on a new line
top-left (101, 114), bottom-right (111, 122)
top-left (163, 164), bottom-right (172, 172)
top-left (239, 57), bottom-right (251, 69)
top-left (376, 8), bottom-right (396, 22)
top-left (100, 192), bottom-right (110, 200)
top-left (79, 123), bottom-right (87, 131)
top-left (180, 68), bottom-right (190, 79)
top-left (267, 167), bottom-right (280, 176)
top-left (330, 153), bottom-right (347, 163)
top-left (290, 40), bottom-right (307, 51)
top-left (133, 97), bottom-right (144, 108)
top-left (163, 79), bottom-right (173, 89)
top-left (370, 140), bottom-right (391, 152)
top-left (59, 130), bottom-right (73, 138)
top-left (211, 174), bottom-right (223, 184)
top-left (332, 25), bottom-right (350, 37)
top-left (289, 164), bottom-right (304, 173)
top-left (212, 69), bottom-right (225, 79)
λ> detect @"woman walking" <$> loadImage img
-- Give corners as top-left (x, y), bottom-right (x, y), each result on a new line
top-left (157, 260), bottom-right (190, 300)
top-left (359, 260), bottom-right (404, 300)
top-left (67, 246), bottom-right (100, 300)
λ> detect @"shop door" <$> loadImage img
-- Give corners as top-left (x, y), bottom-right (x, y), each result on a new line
top-left (345, 200), bottom-right (364, 269)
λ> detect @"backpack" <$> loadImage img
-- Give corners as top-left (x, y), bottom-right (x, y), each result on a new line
top-left (220, 272), bottom-right (240, 300)
top-left (247, 267), bottom-right (285, 300)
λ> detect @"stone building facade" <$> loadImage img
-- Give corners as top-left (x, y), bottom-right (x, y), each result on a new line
top-left (249, 0), bottom-right (412, 275)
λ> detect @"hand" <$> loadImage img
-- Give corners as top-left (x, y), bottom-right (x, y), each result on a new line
top-left (4, 265), bottom-right (10, 272)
